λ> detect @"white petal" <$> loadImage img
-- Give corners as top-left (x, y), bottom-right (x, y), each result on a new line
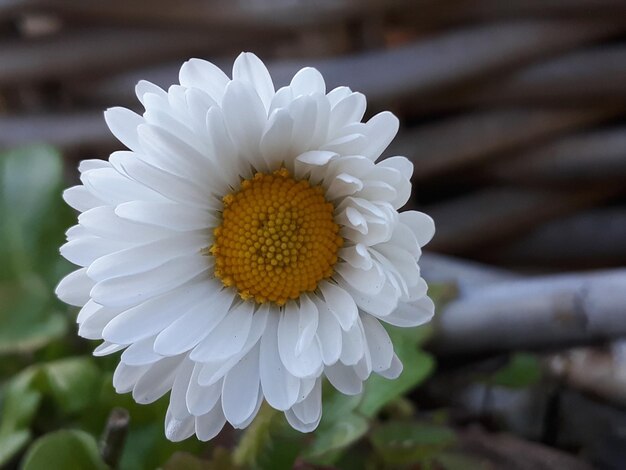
top-left (362, 111), bottom-right (399, 161)
top-left (79, 159), bottom-right (110, 173)
top-left (56, 268), bottom-right (93, 307)
top-left (233, 52), bottom-right (274, 111)
top-left (81, 168), bottom-right (167, 206)
top-left (190, 301), bottom-right (254, 362)
top-left (361, 315), bottom-right (393, 372)
top-left (380, 296), bottom-right (434, 327)
top-left (179, 58), bottom-right (229, 103)
top-left (260, 312), bottom-right (300, 411)
top-left (195, 404), bottom-right (227, 441)
top-left (111, 151), bottom-right (214, 209)
top-left (63, 185), bottom-right (103, 212)
top-left (399, 211), bottom-right (435, 247)
top-left (322, 133), bottom-right (367, 155)
top-left (87, 232), bottom-right (208, 281)
top-left (136, 80), bottom-right (167, 107)
top-left (291, 379), bottom-right (321, 425)
top-left (313, 297), bottom-right (342, 366)
top-left (325, 362), bottom-right (363, 395)
top-left (222, 80), bottom-right (267, 165)
top-left (338, 276), bottom-right (398, 318)
top-left (278, 303), bottom-right (323, 379)
top-left (222, 344), bottom-right (261, 426)
top-left (115, 201), bottom-right (217, 231)
top-left (295, 295), bottom-right (319, 355)
top-left (329, 92), bottom-right (366, 130)
top-left (168, 357), bottom-right (195, 420)
top-left (378, 354), bottom-right (403, 379)
top-left (165, 410), bottom-right (195, 442)
top-left (78, 305), bottom-right (122, 340)
top-left (339, 320), bottom-right (365, 366)
top-left (90, 255), bottom-right (211, 308)
top-left (260, 108), bottom-right (294, 169)
top-left (327, 86), bottom-right (352, 107)
top-left (93, 341), bottom-right (125, 356)
top-left (121, 337), bottom-right (161, 366)
top-left (102, 281), bottom-right (211, 344)
top-left (153, 287), bottom-right (234, 356)
top-left (290, 67), bottom-right (326, 96)
top-left (79, 206), bottom-right (169, 243)
top-left (335, 262), bottom-right (385, 295)
top-left (318, 281), bottom-right (358, 331)
top-left (113, 362), bottom-right (149, 393)
top-left (104, 107), bottom-right (143, 151)
top-left (61, 236), bottom-right (127, 267)
top-left (186, 364), bottom-right (221, 416)
top-left (132, 355), bottom-right (184, 404)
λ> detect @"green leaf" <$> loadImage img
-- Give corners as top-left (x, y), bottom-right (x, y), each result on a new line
top-left (41, 357), bottom-right (102, 414)
top-left (305, 413), bottom-right (369, 459)
top-left (0, 145), bottom-right (68, 281)
top-left (437, 452), bottom-right (488, 470)
top-left (163, 450), bottom-right (239, 470)
top-left (0, 367), bottom-right (42, 434)
top-left (0, 367), bottom-right (42, 466)
top-left (0, 146), bottom-right (72, 355)
top-left (488, 353), bottom-right (542, 389)
top-left (233, 404), bottom-right (276, 468)
top-left (0, 430), bottom-right (31, 467)
top-left (360, 335), bottom-right (435, 418)
top-left (21, 429), bottom-right (107, 470)
top-left (0, 280), bottom-right (67, 354)
top-left (370, 421), bottom-right (456, 466)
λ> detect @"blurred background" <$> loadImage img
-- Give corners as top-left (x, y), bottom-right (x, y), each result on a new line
top-left (2, 1), bottom-right (626, 469)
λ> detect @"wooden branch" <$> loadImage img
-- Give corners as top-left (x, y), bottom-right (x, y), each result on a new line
top-left (389, 107), bottom-right (624, 181)
top-left (70, 19), bottom-right (626, 109)
top-left (99, 407), bottom-right (129, 469)
top-left (417, 45), bottom-right (626, 113)
top-left (485, 127), bottom-right (626, 185)
top-left (0, 26), bottom-right (288, 86)
top-left (425, 185), bottom-right (621, 254)
top-left (431, 269), bottom-right (626, 355)
top-left (546, 347), bottom-right (626, 408)
top-left (420, 252), bottom-right (520, 295)
top-left (456, 427), bottom-right (593, 470)
top-left (481, 209), bottom-right (626, 268)
top-left (0, 110), bottom-right (112, 151)
top-left (35, 0), bottom-right (417, 30)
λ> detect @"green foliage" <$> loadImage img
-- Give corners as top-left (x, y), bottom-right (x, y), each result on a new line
top-left (488, 353), bottom-right (542, 389)
top-left (21, 430), bottom-right (107, 470)
top-left (370, 421), bottom-right (456, 466)
top-left (0, 145), bottom-right (73, 356)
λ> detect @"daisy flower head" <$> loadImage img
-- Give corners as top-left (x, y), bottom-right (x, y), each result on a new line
top-left (56, 52), bottom-right (435, 441)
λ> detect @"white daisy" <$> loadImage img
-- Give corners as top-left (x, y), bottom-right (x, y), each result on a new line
top-left (56, 52), bottom-right (435, 441)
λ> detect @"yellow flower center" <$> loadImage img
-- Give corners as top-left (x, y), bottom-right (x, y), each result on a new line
top-left (210, 168), bottom-right (343, 305)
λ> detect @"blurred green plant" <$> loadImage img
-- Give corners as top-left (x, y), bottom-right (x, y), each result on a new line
top-left (0, 146), bottom-right (465, 469)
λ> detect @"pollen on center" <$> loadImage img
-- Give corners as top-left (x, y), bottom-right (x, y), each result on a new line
top-left (209, 168), bottom-right (343, 306)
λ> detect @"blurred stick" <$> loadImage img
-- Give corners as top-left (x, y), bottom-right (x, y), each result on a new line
top-left (100, 407), bottom-right (129, 469)
top-left (417, 45), bottom-right (626, 112)
top-left (426, 185), bottom-right (622, 254)
top-left (0, 26), bottom-right (287, 86)
top-left (484, 127), bottom-right (626, 185)
top-left (420, 252), bottom-right (520, 295)
top-left (0, 110), bottom-right (111, 151)
top-left (390, 107), bottom-right (624, 181)
top-left (546, 347), bottom-right (626, 408)
top-left (456, 427), bottom-right (593, 470)
top-left (70, 19), bottom-right (626, 109)
top-left (480, 209), bottom-right (626, 268)
top-left (431, 269), bottom-right (626, 355)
